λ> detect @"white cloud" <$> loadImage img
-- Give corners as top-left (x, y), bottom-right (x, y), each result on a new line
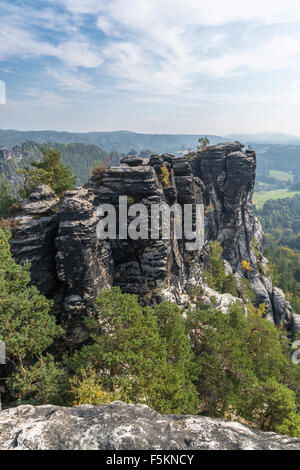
top-left (54, 41), bottom-right (103, 68)
top-left (196, 34), bottom-right (300, 77)
top-left (96, 16), bottom-right (114, 36)
top-left (78, 1), bottom-right (300, 96)
top-left (19, 88), bottom-right (70, 109)
top-left (0, 22), bottom-right (102, 68)
top-left (3, 0), bottom-right (300, 121)
top-left (3, 0), bottom-right (300, 96)
top-left (46, 67), bottom-right (94, 92)
top-left (57, 0), bottom-right (300, 26)
top-left (0, 1), bottom-right (103, 70)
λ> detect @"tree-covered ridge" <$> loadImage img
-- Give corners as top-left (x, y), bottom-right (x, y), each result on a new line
top-left (256, 194), bottom-right (300, 315)
top-left (256, 194), bottom-right (300, 251)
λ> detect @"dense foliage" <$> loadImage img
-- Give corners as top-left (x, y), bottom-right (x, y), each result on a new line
top-left (203, 241), bottom-right (253, 301)
top-left (0, 229), bottom-right (64, 405)
top-left (0, 141), bottom-right (113, 188)
top-left (66, 287), bottom-right (199, 414)
top-left (264, 246), bottom-right (300, 315)
top-left (187, 301), bottom-right (300, 436)
top-left (256, 194), bottom-right (300, 314)
top-left (46, 143), bottom-right (111, 185)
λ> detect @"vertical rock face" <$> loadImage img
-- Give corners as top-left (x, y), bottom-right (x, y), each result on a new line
top-left (10, 142), bottom-right (292, 339)
top-left (10, 186), bottom-right (60, 297)
top-left (55, 188), bottom-right (113, 343)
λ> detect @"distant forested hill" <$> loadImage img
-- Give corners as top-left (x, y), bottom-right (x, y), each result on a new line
top-left (256, 194), bottom-right (300, 315)
top-left (254, 144), bottom-right (300, 173)
top-left (256, 194), bottom-right (300, 251)
top-left (0, 130), bottom-right (225, 154)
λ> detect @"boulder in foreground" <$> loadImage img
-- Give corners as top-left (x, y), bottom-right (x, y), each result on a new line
top-left (0, 401), bottom-right (300, 450)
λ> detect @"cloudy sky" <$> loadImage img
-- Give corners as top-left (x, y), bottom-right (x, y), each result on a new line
top-left (1, 0), bottom-right (300, 135)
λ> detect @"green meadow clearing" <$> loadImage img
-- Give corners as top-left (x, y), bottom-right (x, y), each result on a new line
top-left (253, 189), bottom-right (300, 209)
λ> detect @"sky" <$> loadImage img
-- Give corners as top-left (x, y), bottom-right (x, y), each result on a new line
top-left (1, 0), bottom-right (300, 135)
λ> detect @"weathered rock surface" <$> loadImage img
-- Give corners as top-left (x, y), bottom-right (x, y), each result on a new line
top-left (55, 187), bottom-right (113, 342)
top-left (10, 142), bottom-right (292, 336)
top-left (201, 287), bottom-right (241, 314)
top-left (0, 402), bottom-right (299, 450)
top-left (10, 185), bottom-right (60, 296)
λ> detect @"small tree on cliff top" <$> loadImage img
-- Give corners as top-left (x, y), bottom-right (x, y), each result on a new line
top-left (18, 148), bottom-right (76, 198)
top-left (197, 136), bottom-right (210, 152)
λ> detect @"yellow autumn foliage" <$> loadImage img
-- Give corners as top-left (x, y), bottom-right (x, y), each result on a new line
top-left (70, 368), bottom-right (120, 406)
top-left (241, 260), bottom-right (252, 271)
top-left (160, 165), bottom-right (170, 186)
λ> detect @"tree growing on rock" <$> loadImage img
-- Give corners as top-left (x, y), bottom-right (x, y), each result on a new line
top-left (197, 136), bottom-right (210, 152)
top-left (18, 148), bottom-right (76, 198)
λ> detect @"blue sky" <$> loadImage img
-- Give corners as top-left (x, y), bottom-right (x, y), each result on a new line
top-left (1, 0), bottom-right (300, 135)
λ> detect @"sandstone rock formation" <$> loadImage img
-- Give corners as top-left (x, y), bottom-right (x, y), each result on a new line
top-left (10, 185), bottom-right (60, 297)
top-left (55, 187), bottom-right (113, 343)
top-left (10, 142), bottom-right (292, 341)
top-left (0, 402), bottom-right (299, 450)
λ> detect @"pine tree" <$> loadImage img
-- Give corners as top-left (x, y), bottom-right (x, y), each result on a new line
top-left (197, 136), bottom-right (210, 152)
top-left (153, 301), bottom-right (199, 413)
top-left (0, 228), bottom-right (64, 405)
top-left (18, 148), bottom-right (76, 198)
